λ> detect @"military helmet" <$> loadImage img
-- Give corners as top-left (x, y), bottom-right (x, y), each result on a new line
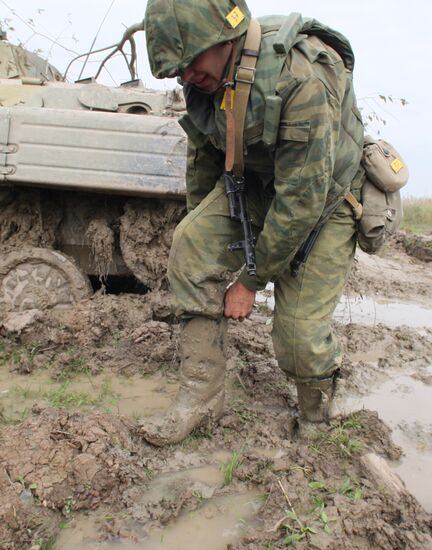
top-left (145, 0), bottom-right (251, 79)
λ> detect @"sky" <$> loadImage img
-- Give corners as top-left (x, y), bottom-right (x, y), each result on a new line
top-left (2, 0), bottom-right (431, 197)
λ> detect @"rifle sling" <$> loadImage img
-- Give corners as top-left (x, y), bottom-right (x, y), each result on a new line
top-left (225, 18), bottom-right (261, 177)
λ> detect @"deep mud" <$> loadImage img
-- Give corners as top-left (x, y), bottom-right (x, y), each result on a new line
top-left (346, 236), bottom-right (432, 301)
top-left (0, 235), bottom-right (431, 549)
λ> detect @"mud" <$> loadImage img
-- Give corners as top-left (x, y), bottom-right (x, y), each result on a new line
top-left (120, 199), bottom-right (186, 290)
top-left (346, 236), bottom-right (432, 301)
top-left (86, 218), bottom-right (115, 281)
top-left (0, 234), bottom-right (431, 549)
top-left (399, 231), bottom-right (432, 263)
top-left (0, 189), bottom-right (60, 251)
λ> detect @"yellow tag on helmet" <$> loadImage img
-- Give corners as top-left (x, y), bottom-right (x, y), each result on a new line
top-left (391, 158), bottom-right (404, 174)
top-left (226, 6), bottom-right (245, 29)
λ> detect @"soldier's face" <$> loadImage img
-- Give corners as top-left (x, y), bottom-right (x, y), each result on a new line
top-left (181, 41), bottom-right (233, 94)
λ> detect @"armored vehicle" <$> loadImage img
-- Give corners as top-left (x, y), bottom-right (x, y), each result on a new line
top-left (0, 32), bottom-right (187, 314)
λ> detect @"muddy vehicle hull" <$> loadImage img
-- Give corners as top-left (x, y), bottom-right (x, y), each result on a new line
top-left (0, 106), bottom-right (186, 198)
top-left (0, 73), bottom-right (188, 313)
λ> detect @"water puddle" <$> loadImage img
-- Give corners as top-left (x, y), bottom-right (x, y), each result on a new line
top-left (55, 488), bottom-right (262, 550)
top-left (136, 492), bottom-right (261, 550)
top-left (334, 296), bottom-right (432, 328)
top-left (0, 368), bottom-right (177, 422)
top-left (257, 285), bottom-right (432, 328)
top-left (344, 372), bottom-right (432, 511)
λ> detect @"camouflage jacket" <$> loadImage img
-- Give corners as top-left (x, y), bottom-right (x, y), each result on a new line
top-left (179, 14), bottom-right (364, 291)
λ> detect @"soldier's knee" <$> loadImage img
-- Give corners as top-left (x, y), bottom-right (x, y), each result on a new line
top-left (168, 215), bottom-right (199, 272)
top-left (272, 315), bottom-right (338, 381)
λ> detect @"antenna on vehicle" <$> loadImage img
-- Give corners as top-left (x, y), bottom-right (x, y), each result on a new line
top-left (77, 0), bottom-right (116, 80)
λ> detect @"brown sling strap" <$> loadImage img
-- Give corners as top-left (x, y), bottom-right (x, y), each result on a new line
top-left (344, 191), bottom-right (363, 220)
top-left (224, 18), bottom-right (261, 177)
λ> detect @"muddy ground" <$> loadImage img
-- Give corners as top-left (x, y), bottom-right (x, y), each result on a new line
top-left (0, 234), bottom-right (431, 549)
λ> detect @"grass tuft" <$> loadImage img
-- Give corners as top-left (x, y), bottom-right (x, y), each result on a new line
top-left (220, 450), bottom-right (243, 485)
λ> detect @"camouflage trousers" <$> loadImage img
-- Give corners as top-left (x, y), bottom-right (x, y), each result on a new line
top-left (168, 179), bottom-right (356, 382)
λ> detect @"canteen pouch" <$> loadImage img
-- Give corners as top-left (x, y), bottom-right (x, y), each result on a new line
top-left (362, 136), bottom-right (409, 192)
top-left (355, 137), bottom-right (408, 254)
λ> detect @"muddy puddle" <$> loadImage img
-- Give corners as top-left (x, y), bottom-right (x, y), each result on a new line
top-left (0, 368), bottom-right (177, 422)
top-left (345, 370), bottom-right (432, 512)
top-left (258, 286), bottom-right (432, 329)
top-left (334, 296), bottom-right (432, 328)
top-left (55, 490), bottom-right (262, 549)
top-left (54, 457), bottom-right (263, 549)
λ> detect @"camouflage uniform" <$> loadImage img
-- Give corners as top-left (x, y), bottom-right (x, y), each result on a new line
top-left (143, 0), bottom-right (363, 440)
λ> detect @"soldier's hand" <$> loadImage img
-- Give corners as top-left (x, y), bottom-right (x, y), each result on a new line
top-left (224, 280), bottom-right (256, 321)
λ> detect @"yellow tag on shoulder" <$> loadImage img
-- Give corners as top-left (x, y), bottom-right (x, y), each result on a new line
top-left (391, 158), bottom-right (404, 173)
top-left (220, 89), bottom-right (235, 110)
top-left (226, 6), bottom-right (245, 29)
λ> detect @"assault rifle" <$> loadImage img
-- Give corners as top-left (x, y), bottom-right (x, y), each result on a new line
top-left (224, 171), bottom-right (257, 276)
top-left (290, 226), bottom-right (323, 277)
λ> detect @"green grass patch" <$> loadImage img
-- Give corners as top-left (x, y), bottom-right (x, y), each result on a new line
top-left (0, 343), bottom-right (40, 369)
top-left (309, 414), bottom-right (363, 458)
top-left (401, 197), bottom-right (432, 234)
top-left (282, 510), bottom-right (318, 546)
top-left (220, 450), bottom-right (243, 485)
top-left (339, 477), bottom-right (363, 500)
top-left (45, 379), bottom-right (118, 410)
top-left (45, 384), bottom-right (98, 408)
top-left (53, 347), bottom-right (91, 381)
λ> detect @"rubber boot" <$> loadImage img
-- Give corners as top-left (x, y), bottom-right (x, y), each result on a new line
top-left (296, 372), bottom-right (339, 424)
top-left (140, 317), bottom-right (227, 446)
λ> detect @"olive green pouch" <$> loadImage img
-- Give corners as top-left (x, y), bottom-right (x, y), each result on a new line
top-left (357, 179), bottom-right (403, 254)
top-left (356, 137), bottom-right (408, 254)
top-left (262, 95), bottom-right (282, 147)
top-left (362, 136), bottom-right (409, 192)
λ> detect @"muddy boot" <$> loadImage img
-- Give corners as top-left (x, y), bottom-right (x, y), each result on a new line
top-left (296, 372), bottom-right (340, 424)
top-left (140, 317), bottom-right (227, 446)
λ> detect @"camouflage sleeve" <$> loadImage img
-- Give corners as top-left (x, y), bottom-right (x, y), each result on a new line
top-left (185, 138), bottom-right (225, 212)
top-left (238, 75), bottom-right (342, 291)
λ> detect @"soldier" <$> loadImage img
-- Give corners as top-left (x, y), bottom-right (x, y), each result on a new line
top-left (141, 0), bottom-right (364, 445)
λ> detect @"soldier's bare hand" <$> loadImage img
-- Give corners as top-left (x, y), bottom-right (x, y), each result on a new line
top-left (224, 280), bottom-right (256, 321)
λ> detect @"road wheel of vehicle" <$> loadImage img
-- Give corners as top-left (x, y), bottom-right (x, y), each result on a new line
top-left (0, 247), bottom-right (92, 312)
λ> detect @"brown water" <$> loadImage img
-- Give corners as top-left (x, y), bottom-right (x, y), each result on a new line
top-left (0, 369), bottom-right (177, 422)
top-left (334, 296), bottom-right (432, 328)
top-left (257, 287), bottom-right (432, 329)
top-left (55, 476), bottom-right (261, 550)
top-left (345, 371), bottom-right (432, 512)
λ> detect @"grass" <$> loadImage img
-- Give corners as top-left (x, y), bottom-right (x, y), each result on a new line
top-left (45, 384), bottom-right (98, 408)
top-left (11, 378), bottom-right (118, 411)
top-left (13, 385), bottom-right (41, 400)
top-left (309, 414), bottom-right (363, 458)
top-left (182, 426), bottom-right (213, 446)
top-left (0, 343), bottom-right (47, 370)
top-left (401, 197), bottom-right (432, 234)
top-left (230, 399), bottom-right (259, 422)
top-left (220, 450), bottom-right (243, 485)
top-left (283, 510), bottom-right (318, 546)
top-left (45, 379), bottom-right (118, 410)
top-left (339, 477), bottom-right (363, 500)
top-left (53, 346), bottom-right (91, 381)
